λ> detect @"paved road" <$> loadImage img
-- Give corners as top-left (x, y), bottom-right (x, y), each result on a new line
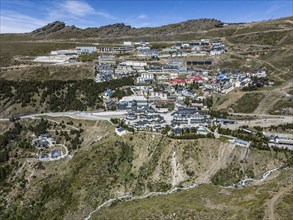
top-left (226, 113), bottom-right (293, 130)
top-left (268, 143), bottom-right (293, 151)
top-left (1, 111), bottom-right (292, 132)
top-left (15, 111), bottom-right (127, 121)
top-left (229, 112), bottom-right (293, 119)
top-left (226, 118), bottom-right (292, 130)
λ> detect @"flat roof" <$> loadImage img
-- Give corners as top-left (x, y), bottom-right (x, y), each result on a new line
top-left (120, 96), bottom-right (147, 102)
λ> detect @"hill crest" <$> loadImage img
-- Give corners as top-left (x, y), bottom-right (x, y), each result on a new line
top-left (28, 18), bottom-right (222, 38)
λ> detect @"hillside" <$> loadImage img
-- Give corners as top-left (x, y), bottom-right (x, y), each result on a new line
top-left (0, 64), bottom-right (95, 81)
top-left (1, 118), bottom-right (292, 219)
top-left (91, 169), bottom-right (293, 220)
top-left (0, 77), bottom-right (134, 117)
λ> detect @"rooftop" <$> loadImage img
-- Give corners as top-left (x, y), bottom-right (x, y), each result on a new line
top-left (120, 95), bottom-right (147, 102)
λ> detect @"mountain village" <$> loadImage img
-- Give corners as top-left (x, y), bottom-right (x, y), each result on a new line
top-left (3, 37), bottom-right (291, 151)
top-left (1, 7), bottom-right (293, 219)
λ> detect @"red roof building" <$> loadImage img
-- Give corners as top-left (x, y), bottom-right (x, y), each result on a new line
top-left (169, 78), bottom-right (186, 85)
top-left (186, 76), bottom-right (203, 83)
top-left (169, 76), bottom-right (204, 85)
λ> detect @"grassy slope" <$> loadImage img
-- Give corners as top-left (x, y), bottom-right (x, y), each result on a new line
top-left (1, 118), bottom-right (291, 219)
top-left (276, 188), bottom-right (293, 219)
top-left (215, 89), bottom-right (245, 111)
top-left (0, 64), bottom-right (94, 81)
top-left (230, 93), bottom-right (265, 113)
top-left (92, 168), bottom-right (293, 220)
top-left (269, 98), bottom-right (293, 115)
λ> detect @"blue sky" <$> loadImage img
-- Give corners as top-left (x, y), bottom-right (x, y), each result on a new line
top-left (1, 0), bottom-right (292, 33)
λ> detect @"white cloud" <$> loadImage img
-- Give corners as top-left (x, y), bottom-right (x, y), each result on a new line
top-left (137, 14), bottom-right (148, 19)
top-left (48, 1), bottom-right (117, 21)
top-left (62, 0), bottom-right (95, 16)
top-left (96, 11), bottom-right (117, 20)
top-left (0, 10), bottom-right (49, 33)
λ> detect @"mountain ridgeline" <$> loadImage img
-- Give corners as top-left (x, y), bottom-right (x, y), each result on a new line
top-left (1, 16), bottom-right (292, 44)
top-left (5, 19), bottom-right (223, 39)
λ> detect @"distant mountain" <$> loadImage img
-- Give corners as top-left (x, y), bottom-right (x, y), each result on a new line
top-left (1, 16), bottom-right (292, 69)
top-left (27, 18), bottom-right (223, 39)
top-left (31, 21), bottom-right (82, 36)
top-left (1, 17), bottom-right (292, 42)
top-left (31, 21), bottom-right (65, 35)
